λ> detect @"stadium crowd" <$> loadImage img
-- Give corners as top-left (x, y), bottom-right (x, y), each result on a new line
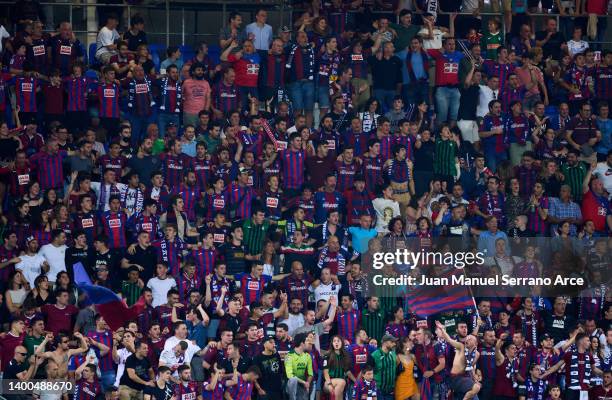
top-left (0, 0), bottom-right (610, 399)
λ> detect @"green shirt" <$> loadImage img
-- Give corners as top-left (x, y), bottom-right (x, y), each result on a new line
top-left (23, 335), bottom-right (44, 357)
top-left (285, 350), bottom-right (314, 380)
top-left (561, 162), bottom-right (588, 202)
top-left (323, 352), bottom-right (346, 379)
top-left (371, 348), bottom-right (397, 394)
top-left (198, 134), bottom-right (222, 155)
top-left (242, 218), bottom-right (270, 255)
top-left (152, 138), bottom-right (166, 155)
top-left (481, 31), bottom-right (503, 60)
top-left (121, 281), bottom-right (142, 306)
top-left (390, 22), bottom-right (421, 51)
top-left (362, 308), bottom-right (385, 343)
top-left (434, 138), bottom-right (458, 177)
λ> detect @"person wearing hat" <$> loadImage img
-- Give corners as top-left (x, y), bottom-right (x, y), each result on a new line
top-left (253, 335), bottom-right (284, 399)
top-left (278, 25), bottom-right (292, 49)
top-left (370, 334), bottom-right (398, 400)
top-left (226, 166), bottom-right (256, 221)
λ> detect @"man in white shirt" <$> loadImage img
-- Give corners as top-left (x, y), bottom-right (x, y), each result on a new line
top-left (91, 168), bottom-right (128, 212)
top-left (38, 230), bottom-right (68, 284)
top-left (373, 183), bottom-right (401, 234)
top-left (16, 236), bottom-right (48, 288)
top-left (593, 151), bottom-right (612, 198)
top-left (147, 264), bottom-right (177, 308)
top-left (477, 76), bottom-right (500, 118)
top-left (96, 14), bottom-right (120, 64)
top-left (309, 268), bottom-right (341, 303)
top-left (245, 9), bottom-right (273, 52)
top-left (162, 322), bottom-right (203, 364)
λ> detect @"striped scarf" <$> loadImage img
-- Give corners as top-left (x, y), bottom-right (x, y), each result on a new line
top-left (158, 77), bottom-right (182, 113)
top-left (98, 183), bottom-right (121, 210)
top-left (127, 77), bottom-right (155, 110)
top-left (568, 350), bottom-right (591, 389)
top-left (286, 43), bottom-right (315, 80)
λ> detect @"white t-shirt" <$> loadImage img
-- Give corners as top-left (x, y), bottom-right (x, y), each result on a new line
top-left (280, 313), bottom-right (306, 337)
top-left (418, 28), bottom-right (446, 50)
top-left (593, 162), bottom-right (612, 199)
top-left (373, 198), bottom-right (401, 233)
top-left (113, 348), bottom-right (132, 387)
top-left (96, 26), bottom-right (120, 57)
top-left (16, 253), bottom-right (47, 287)
top-left (147, 277), bottom-right (177, 308)
top-left (477, 85), bottom-right (499, 118)
top-left (163, 336), bottom-right (201, 364)
top-left (0, 26), bottom-right (10, 54)
top-left (310, 281), bottom-right (341, 303)
top-left (567, 40), bottom-right (589, 57)
top-left (38, 244), bottom-right (67, 283)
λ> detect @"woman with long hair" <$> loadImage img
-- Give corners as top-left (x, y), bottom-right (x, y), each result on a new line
top-left (323, 335), bottom-right (351, 400)
top-left (261, 239), bottom-right (281, 277)
top-left (22, 181), bottom-right (43, 216)
top-left (505, 178), bottom-right (528, 229)
top-left (538, 159), bottom-right (564, 198)
top-left (385, 305), bottom-right (410, 339)
top-left (411, 101), bottom-right (433, 134)
top-left (5, 270), bottom-right (29, 316)
top-left (10, 199), bottom-right (32, 246)
top-left (30, 209), bottom-right (53, 246)
top-left (54, 271), bottom-right (78, 306)
top-left (395, 337), bottom-right (419, 400)
top-left (27, 273), bottom-right (51, 308)
top-left (359, 98), bottom-right (381, 133)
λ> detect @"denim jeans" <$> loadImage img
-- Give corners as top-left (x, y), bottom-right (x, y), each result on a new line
top-left (129, 113), bottom-right (153, 146)
top-left (484, 146), bottom-right (508, 173)
top-left (373, 88), bottom-right (397, 112)
top-left (158, 112), bottom-right (180, 137)
top-left (240, 86), bottom-right (259, 111)
top-left (288, 80), bottom-right (315, 112)
top-left (402, 81), bottom-right (429, 105)
top-left (435, 86), bottom-right (461, 124)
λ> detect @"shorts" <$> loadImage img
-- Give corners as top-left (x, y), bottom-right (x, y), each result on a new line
top-left (457, 119), bottom-right (480, 143)
top-left (316, 85), bottom-right (331, 109)
top-left (450, 374), bottom-right (475, 395)
top-left (288, 80), bottom-right (315, 112)
top-left (100, 370), bottom-right (116, 392)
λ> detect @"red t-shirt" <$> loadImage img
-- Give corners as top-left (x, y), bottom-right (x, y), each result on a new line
top-left (227, 53), bottom-right (260, 88)
top-left (42, 304), bottom-right (79, 336)
top-left (581, 190), bottom-right (609, 232)
top-left (0, 331), bottom-right (25, 371)
top-left (43, 84), bottom-right (65, 115)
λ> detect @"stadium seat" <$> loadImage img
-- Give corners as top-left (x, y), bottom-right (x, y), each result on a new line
top-left (88, 43), bottom-right (99, 67)
top-left (148, 43), bottom-right (164, 71)
top-left (180, 44), bottom-right (195, 63)
top-left (208, 44), bottom-right (221, 65)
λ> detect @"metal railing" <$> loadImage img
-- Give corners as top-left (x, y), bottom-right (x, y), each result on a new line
top-left (1, 1), bottom-right (611, 49)
top-left (0, 0), bottom-right (288, 47)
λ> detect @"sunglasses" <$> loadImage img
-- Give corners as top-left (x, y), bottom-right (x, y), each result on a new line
top-left (17, 352), bottom-right (27, 356)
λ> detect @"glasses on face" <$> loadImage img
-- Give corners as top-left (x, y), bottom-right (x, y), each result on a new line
top-left (17, 352), bottom-right (27, 356)
top-left (62, 340), bottom-right (69, 344)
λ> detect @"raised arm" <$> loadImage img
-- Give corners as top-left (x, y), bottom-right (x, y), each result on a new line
top-left (435, 320), bottom-right (463, 350)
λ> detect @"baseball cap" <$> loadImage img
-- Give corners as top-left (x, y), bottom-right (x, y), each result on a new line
top-left (167, 121), bottom-right (177, 127)
top-left (239, 167), bottom-right (250, 174)
top-left (381, 334), bottom-right (398, 343)
top-left (25, 236), bottom-right (36, 244)
top-left (279, 25), bottom-right (291, 33)
top-left (540, 333), bottom-right (552, 341)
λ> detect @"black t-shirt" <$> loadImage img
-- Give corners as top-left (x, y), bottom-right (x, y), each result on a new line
top-left (219, 243), bottom-right (248, 275)
top-left (124, 245), bottom-right (158, 282)
top-left (124, 30), bottom-right (148, 52)
top-left (457, 84), bottom-right (480, 121)
top-left (0, 138), bottom-right (20, 163)
top-left (535, 30), bottom-right (565, 60)
top-left (3, 359), bottom-right (27, 380)
top-left (220, 356), bottom-right (250, 374)
top-left (367, 55), bottom-right (403, 90)
top-left (128, 155), bottom-right (161, 185)
top-left (143, 381), bottom-right (173, 400)
top-left (253, 352), bottom-right (284, 394)
top-left (414, 140), bottom-right (435, 172)
top-left (120, 354), bottom-right (151, 390)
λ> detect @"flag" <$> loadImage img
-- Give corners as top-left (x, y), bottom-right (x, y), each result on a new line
top-left (74, 263), bottom-right (146, 330)
top-left (405, 268), bottom-right (475, 317)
